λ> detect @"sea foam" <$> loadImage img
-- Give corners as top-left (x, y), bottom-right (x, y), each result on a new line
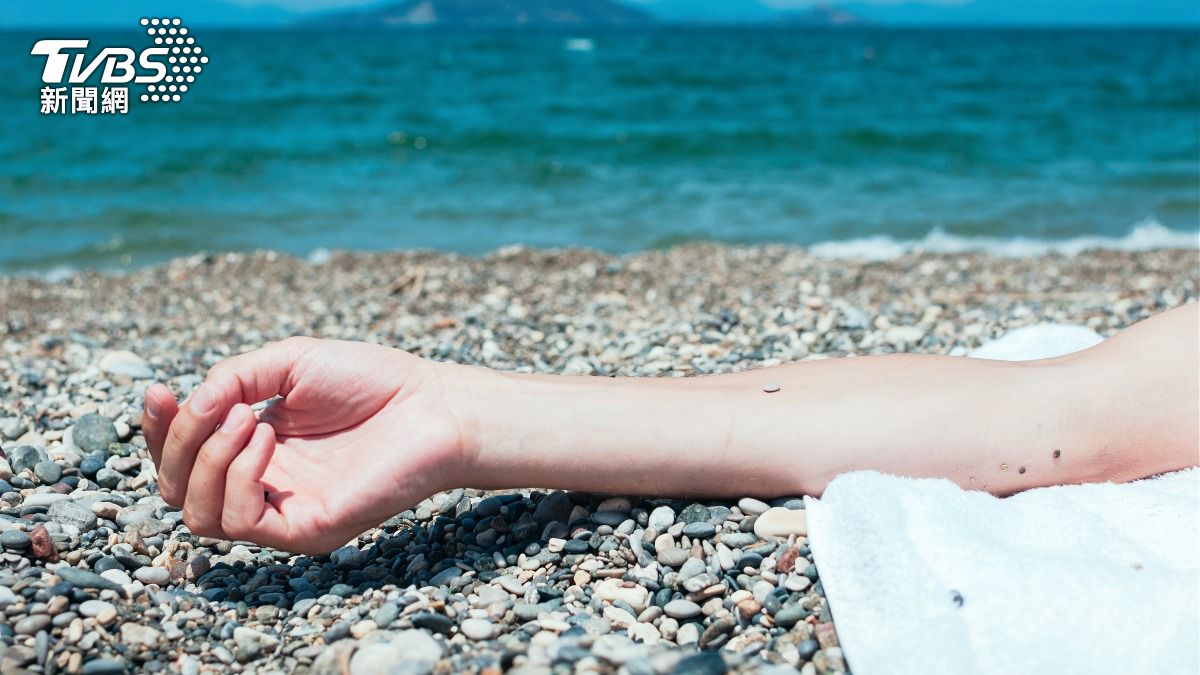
top-left (808, 220), bottom-right (1199, 261)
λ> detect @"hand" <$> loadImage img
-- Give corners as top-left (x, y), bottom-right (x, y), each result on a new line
top-left (142, 337), bottom-right (468, 555)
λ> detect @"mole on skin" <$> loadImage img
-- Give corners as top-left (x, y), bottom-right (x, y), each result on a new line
top-left (1053, 449), bottom-right (1062, 459)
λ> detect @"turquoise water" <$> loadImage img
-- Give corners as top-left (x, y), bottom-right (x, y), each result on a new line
top-left (1, 27), bottom-right (1197, 273)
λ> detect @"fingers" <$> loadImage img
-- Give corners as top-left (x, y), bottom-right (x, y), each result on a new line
top-left (205, 337), bottom-right (313, 407)
top-left (157, 337), bottom-right (312, 506)
top-left (157, 382), bottom-right (230, 506)
top-left (181, 404), bottom-right (257, 537)
top-left (141, 383), bottom-right (179, 467)
top-left (221, 422), bottom-right (289, 545)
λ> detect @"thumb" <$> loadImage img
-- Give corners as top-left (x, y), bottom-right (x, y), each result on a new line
top-left (202, 337), bottom-right (317, 407)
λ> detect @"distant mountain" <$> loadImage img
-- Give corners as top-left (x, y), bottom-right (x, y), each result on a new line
top-left (300, 0), bottom-right (654, 28)
top-left (0, 0), bottom-right (296, 27)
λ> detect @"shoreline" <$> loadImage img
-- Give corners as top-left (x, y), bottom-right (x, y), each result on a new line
top-left (2, 219), bottom-right (1196, 281)
top-left (0, 244), bottom-right (1196, 673)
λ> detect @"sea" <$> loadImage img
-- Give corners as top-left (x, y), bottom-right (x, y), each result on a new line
top-left (1, 27), bottom-right (1197, 275)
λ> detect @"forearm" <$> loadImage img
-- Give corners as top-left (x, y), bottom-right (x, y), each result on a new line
top-left (436, 304), bottom-right (1196, 498)
top-left (442, 355), bottom-right (1081, 497)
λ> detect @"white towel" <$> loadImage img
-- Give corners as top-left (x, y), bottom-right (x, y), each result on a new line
top-left (804, 324), bottom-right (1200, 675)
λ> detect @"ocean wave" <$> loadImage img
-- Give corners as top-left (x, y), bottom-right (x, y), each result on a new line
top-left (807, 220), bottom-right (1199, 261)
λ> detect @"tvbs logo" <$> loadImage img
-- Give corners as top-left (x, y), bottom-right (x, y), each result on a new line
top-left (31, 18), bottom-right (207, 114)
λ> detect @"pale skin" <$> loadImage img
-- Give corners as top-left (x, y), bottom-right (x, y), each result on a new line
top-left (141, 303), bottom-right (1198, 555)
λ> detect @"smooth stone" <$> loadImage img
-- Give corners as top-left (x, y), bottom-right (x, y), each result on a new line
top-left (663, 599), bottom-right (702, 620)
top-left (753, 507), bottom-right (808, 538)
top-left (95, 468), bottom-right (121, 489)
top-left (73, 415), bottom-right (119, 454)
top-left (677, 557), bottom-right (707, 581)
top-left (373, 603), bottom-right (401, 629)
top-left (591, 634), bottom-right (646, 664)
top-left (21, 493), bottom-right (71, 507)
top-left (673, 651), bottom-right (728, 675)
top-left (8, 445), bottom-right (49, 474)
top-left (33, 461), bottom-right (62, 485)
top-left (428, 567), bottom-right (461, 587)
top-left (737, 497), bottom-right (770, 516)
top-left (99, 350), bottom-right (154, 379)
top-left (798, 637), bottom-right (821, 660)
top-left (676, 622), bottom-right (701, 646)
top-left (15, 614), bottom-right (51, 635)
top-left (459, 618), bottom-right (494, 640)
top-left (57, 567), bottom-right (124, 593)
top-left (475, 496), bottom-right (503, 517)
top-left (647, 505), bottom-right (676, 533)
top-left (532, 490), bottom-right (573, 527)
top-left (80, 456), bottom-right (104, 478)
top-left (100, 569), bottom-right (132, 586)
top-left (79, 600), bottom-right (115, 618)
top-left (115, 504), bottom-right (156, 528)
top-left (81, 659), bottom-right (127, 675)
top-left (120, 622), bottom-right (162, 646)
top-left (657, 547), bottom-right (689, 567)
top-left (774, 604), bottom-right (809, 628)
top-left (134, 567), bottom-right (170, 585)
top-left (718, 532), bottom-right (758, 548)
top-left (1, 530), bottom-right (31, 550)
top-left (591, 511), bottom-right (627, 527)
top-left (681, 522), bottom-right (716, 539)
top-left (48, 500), bottom-right (97, 531)
top-left (596, 497), bottom-right (631, 513)
top-left (594, 579), bottom-right (649, 612)
top-left (410, 612), bottom-right (453, 635)
top-left (678, 504), bottom-right (711, 524)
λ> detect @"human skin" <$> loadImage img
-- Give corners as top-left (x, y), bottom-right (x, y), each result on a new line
top-left (141, 303), bottom-right (1198, 555)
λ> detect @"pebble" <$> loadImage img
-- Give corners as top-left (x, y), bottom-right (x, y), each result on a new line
top-left (648, 505), bottom-right (676, 532)
top-left (657, 547), bottom-right (689, 567)
top-left (133, 566), bottom-right (170, 585)
top-left (774, 604), bottom-right (809, 628)
top-left (753, 507), bottom-right (808, 538)
top-left (594, 579), bottom-right (650, 612)
top-left (98, 350), bottom-right (154, 379)
top-left (664, 599), bottom-right (702, 619)
top-left (737, 497), bottom-right (770, 515)
top-left (459, 618), bottom-right (495, 640)
top-left (1, 529), bottom-right (31, 549)
top-left (48, 500), bottom-right (97, 531)
top-left (8, 445), bottom-right (49, 474)
top-left (73, 414), bottom-right (119, 454)
top-left (57, 567), bottom-right (125, 593)
top-left (682, 521), bottom-right (716, 539)
top-left (15, 614), bottom-right (51, 635)
top-left (761, 383), bottom-right (781, 393)
top-left (33, 460), bottom-right (62, 484)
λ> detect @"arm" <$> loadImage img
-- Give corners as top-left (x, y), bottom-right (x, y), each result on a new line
top-left (142, 304), bottom-right (1198, 553)
top-left (446, 303), bottom-right (1197, 497)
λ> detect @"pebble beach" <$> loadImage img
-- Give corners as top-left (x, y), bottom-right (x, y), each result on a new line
top-left (0, 244), bottom-right (1196, 675)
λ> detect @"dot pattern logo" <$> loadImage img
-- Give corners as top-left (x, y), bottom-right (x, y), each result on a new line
top-left (138, 18), bottom-right (207, 104)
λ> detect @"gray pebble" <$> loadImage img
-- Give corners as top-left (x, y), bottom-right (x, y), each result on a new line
top-left (0, 529), bottom-right (31, 550)
top-left (663, 599), bottom-right (702, 620)
top-left (33, 461), bottom-right (62, 484)
top-left (73, 414), bottom-right (119, 454)
top-left (15, 614), bottom-right (51, 635)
